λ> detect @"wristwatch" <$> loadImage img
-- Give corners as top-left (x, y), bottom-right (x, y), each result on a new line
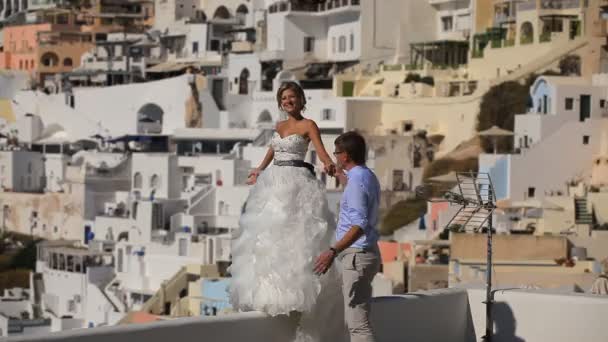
top-left (329, 247), bottom-right (338, 256)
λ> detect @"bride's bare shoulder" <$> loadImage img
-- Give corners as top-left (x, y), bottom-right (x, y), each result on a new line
top-left (302, 118), bottom-right (320, 130)
top-left (275, 120), bottom-right (287, 130)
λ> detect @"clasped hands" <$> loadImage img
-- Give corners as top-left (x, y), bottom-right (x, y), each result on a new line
top-left (324, 162), bottom-right (337, 177)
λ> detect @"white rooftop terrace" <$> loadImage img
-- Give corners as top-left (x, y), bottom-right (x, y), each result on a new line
top-left (4, 287), bottom-right (607, 342)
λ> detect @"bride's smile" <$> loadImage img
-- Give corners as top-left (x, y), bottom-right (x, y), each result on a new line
top-left (281, 89), bottom-right (303, 115)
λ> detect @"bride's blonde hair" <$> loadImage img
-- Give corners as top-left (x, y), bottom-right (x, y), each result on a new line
top-left (276, 81), bottom-right (307, 112)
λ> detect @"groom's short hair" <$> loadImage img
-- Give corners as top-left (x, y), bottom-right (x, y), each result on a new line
top-left (335, 131), bottom-right (366, 165)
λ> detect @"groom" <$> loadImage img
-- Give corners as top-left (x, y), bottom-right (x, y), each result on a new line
top-left (314, 131), bottom-right (381, 342)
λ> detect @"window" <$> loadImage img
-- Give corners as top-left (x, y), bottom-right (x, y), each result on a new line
top-left (601, 99), bottom-right (605, 108)
top-left (583, 135), bottom-right (590, 145)
top-left (192, 42), bottom-right (199, 54)
top-left (178, 238), bottom-right (188, 256)
top-left (528, 187), bottom-right (536, 198)
top-left (565, 97), bottom-right (574, 110)
top-left (57, 14), bottom-right (68, 25)
top-left (150, 174), bottom-right (159, 188)
top-left (456, 14), bottom-right (470, 31)
top-left (210, 40), bottom-right (220, 51)
top-left (117, 248), bottom-right (123, 272)
top-left (322, 108), bottom-right (335, 120)
top-left (304, 37), bottom-right (314, 52)
top-left (133, 172), bottom-right (142, 188)
top-left (339, 36), bottom-right (346, 52)
top-left (350, 33), bottom-right (354, 51)
top-left (441, 16), bottom-right (453, 32)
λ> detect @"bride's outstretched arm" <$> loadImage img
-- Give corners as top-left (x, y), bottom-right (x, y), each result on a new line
top-left (257, 147), bottom-right (275, 170)
top-left (248, 147), bottom-right (274, 185)
top-left (307, 120), bottom-right (336, 176)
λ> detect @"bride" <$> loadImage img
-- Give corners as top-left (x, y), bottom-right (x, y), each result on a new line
top-left (229, 81), bottom-right (345, 341)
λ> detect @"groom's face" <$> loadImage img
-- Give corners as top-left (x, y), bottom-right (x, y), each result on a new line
top-left (333, 144), bottom-right (347, 170)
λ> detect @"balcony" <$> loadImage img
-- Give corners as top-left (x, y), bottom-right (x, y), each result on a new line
top-left (268, 0), bottom-right (360, 14)
top-left (494, 13), bottom-right (517, 25)
top-left (230, 41), bottom-right (254, 53)
top-left (257, 49), bottom-right (284, 61)
top-left (322, 0), bottom-right (360, 10)
top-left (428, 0), bottom-right (459, 5)
top-left (6, 287), bottom-right (608, 341)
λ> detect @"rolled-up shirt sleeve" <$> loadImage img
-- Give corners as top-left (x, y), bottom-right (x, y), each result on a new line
top-left (345, 176), bottom-right (369, 231)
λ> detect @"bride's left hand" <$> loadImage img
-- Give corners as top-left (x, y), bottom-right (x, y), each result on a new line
top-left (314, 250), bottom-right (335, 275)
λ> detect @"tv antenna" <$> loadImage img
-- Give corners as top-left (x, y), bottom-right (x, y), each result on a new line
top-left (416, 171), bottom-right (496, 342)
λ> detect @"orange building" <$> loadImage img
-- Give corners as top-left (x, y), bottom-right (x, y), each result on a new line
top-left (0, 23), bottom-right (50, 74)
top-left (0, 15), bottom-right (93, 85)
top-left (37, 30), bottom-right (93, 83)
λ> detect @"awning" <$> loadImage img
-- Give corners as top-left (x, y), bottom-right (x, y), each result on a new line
top-left (146, 62), bottom-right (191, 73)
top-left (496, 199), bottom-right (563, 210)
top-left (427, 171), bottom-right (473, 183)
top-left (478, 125), bottom-right (514, 137)
top-left (146, 60), bottom-right (221, 73)
top-left (107, 135), bottom-right (167, 143)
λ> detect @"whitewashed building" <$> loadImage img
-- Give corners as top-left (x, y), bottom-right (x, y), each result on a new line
top-left (0, 150), bottom-right (44, 193)
top-left (514, 75), bottom-right (607, 150)
top-left (480, 75), bottom-right (608, 201)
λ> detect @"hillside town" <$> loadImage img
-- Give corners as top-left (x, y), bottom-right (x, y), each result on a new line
top-left (0, 0), bottom-right (607, 341)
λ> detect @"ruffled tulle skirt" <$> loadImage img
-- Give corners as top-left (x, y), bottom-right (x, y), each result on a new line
top-left (228, 164), bottom-right (346, 341)
top-left (228, 162), bottom-right (337, 311)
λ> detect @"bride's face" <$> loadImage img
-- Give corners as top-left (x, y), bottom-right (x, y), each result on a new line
top-left (280, 89), bottom-right (303, 115)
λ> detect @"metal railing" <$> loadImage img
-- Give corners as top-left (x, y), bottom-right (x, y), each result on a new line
top-left (518, 0), bottom-right (537, 11)
top-left (269, 0), bottom-right (360, 13)
top-left (540, 0), bottom-right (582, 9)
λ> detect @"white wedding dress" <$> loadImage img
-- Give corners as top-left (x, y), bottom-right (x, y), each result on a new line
top-left (229, 132), bottom-right (345, 342)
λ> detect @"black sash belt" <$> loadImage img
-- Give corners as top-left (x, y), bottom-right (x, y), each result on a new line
top-left (274, 160), bottom-right (315, 176)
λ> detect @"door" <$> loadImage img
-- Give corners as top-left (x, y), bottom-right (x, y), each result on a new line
top-left (178, 238), bottom-right (188, 256)
top-left (212, 79), bottom-right (225, 110)
top-left (580, 94), bottom-right (591, 121)
top-left (570, 20), bottom-right (580, 39)
top-left (342, 81), bottom-right (354, 97)
top-left (84, 225), bottom-right (92, 244)
top-left (392, 170), bottom-right (404, 191)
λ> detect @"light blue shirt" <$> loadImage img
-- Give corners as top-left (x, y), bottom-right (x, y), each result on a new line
top-left (336, 165), bottom-right (380, 249)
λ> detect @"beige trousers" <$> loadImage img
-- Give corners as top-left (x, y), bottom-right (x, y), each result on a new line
top-left (339, 246), bottom-right (380, 342)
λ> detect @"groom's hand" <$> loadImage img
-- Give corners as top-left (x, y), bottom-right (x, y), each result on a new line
top-left (314, 250), bottom-right (336, 275)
